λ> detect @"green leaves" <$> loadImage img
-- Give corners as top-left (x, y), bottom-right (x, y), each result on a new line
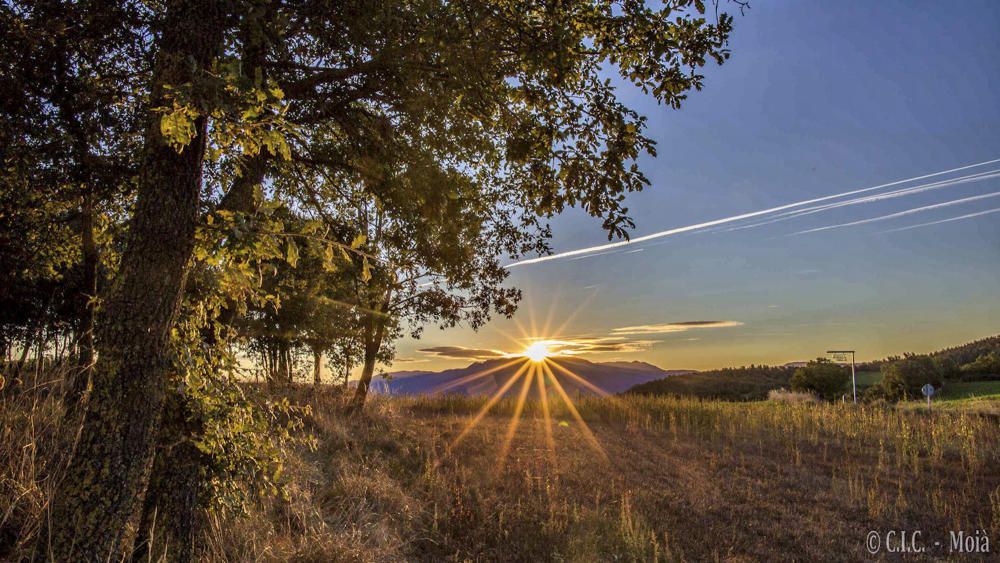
top-left (159, 102), bottom-right (199, 152)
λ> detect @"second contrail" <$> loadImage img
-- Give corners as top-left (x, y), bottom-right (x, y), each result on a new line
top-left (506, 157), bottom-right (1000, 268)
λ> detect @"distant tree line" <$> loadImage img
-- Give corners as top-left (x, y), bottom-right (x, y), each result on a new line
top-left (627, 334), bottom-right (1000, 405)
top-left (627, 365), bottom-right (795, 401)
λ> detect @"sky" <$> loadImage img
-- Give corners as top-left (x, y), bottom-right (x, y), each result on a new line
top-left (393, 0), bottom-right (1000, 372)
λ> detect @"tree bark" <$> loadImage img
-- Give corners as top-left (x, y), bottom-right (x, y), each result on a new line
top-left (349, 294), bottom-right (391, 412)
top-left (34, 3), bottom-right (228, 561)
top-left (132, 152), bottom-right (269, 561)
top-left (131, 393), bottom-right (203, 563)
top-left (65, 191), bottom-right (98, 412)
top-left (313, 346), bottom-right (322, 386)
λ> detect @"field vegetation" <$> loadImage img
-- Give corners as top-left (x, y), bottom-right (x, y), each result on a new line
top-left (4, 369), bottom-right (999, 561)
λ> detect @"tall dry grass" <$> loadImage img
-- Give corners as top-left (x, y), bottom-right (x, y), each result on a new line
top-left (3, 369), bottom-right (1000, 561)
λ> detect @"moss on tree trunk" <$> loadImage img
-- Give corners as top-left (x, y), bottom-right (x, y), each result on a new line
top-left (34, 2), bottom-right (228, 560)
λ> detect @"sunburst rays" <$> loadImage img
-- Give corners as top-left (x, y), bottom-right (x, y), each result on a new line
top-left (448, 360), bottom-right (533, 450)
top-left (442, 356), bottom-right (609, 467)
top-left (540, 361), bottom-right (608, 462)
top-left (437, 296), bottom-right (614, 468)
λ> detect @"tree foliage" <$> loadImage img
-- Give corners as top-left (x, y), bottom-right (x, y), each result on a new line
top-left (878, 355), bottom-right (942, 402)
top-left (0, 1), bottom-right (741, 559)
top-left (790, 358), bottom-right (849, 401)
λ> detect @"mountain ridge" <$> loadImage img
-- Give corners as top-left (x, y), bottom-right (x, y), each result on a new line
top-left (370, 356), bottom-right (693, 397)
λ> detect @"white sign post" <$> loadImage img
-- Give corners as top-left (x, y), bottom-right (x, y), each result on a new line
top-left (828, 350), bottom-right (857, 404)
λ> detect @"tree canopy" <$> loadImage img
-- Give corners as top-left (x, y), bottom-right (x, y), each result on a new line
top-left (1, 1), bottom-right (740, 560)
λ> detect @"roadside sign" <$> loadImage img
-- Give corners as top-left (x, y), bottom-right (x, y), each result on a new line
top-left (922, 383), bottom-right (934, 410)
top-left (827, 350), bottom-right (857, 404)
top-left (829, 352), bottom-right (851, 363)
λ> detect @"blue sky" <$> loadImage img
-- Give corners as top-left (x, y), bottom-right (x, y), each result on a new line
top-left (397, 0), bottom-right (1000, 371)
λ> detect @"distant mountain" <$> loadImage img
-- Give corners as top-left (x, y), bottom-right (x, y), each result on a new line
top-left (598, 360), bottom-right (680, 373)
top-left (370, 356), bottom-right (690, 397)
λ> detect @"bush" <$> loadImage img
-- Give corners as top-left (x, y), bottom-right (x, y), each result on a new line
top-left (862, 382), bottom-right (889, 403)
top-left (880, 355), bottom-right (940, 401)
top-left (932, 356), bottom-right (961, 380)
top-left (767, 389), bottom-right (818, 403)
top-left (790, 359), bottom-right (849, 401)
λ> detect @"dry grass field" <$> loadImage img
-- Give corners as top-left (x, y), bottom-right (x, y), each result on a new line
top-left (4, 382), bottom-right (1000, 561)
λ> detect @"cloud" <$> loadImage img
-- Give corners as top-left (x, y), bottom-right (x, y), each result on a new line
top-left (724, 168), bottom-right (1000, 233)
top-left (611, 320), bottom-right (743, 336)
top-left (540, 337), bottom-right (658, 356)
top-left (418, 346), bottom-right (506, 360)
top-left (393, 357), bottom-right (430, 364)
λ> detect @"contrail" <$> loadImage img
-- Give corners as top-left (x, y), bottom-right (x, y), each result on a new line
top-left (794, 191), bottom-right (1000, 235)
top-left (880, 207), bottom-right (1000, 233)
top-left (721, 169), bottom-right (1000, 233)
top-left (506, 157), bottom-right (1000, 267)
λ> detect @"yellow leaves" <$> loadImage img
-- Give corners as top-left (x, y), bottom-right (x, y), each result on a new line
top-left (285, 239), bottom-right (299, 268)
top-left (268, 83), bottom-right (285, 100)
top-left (361, 257), bottom-right (372, 283)
top-left (261, 129), bottom-right (292, 161)
top-left (351, 234), bottom-right (367, 249)
top-left (322, 243), bottom-right (337, 272)
top-left (159, 102), bottom-right (199, 152)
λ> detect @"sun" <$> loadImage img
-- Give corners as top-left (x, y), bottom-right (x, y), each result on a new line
top-left (522, 341), bottom-right (552, 362)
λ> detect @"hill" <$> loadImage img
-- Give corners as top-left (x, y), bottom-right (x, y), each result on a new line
top-left (856, 334), bottom-right (1000, 371)
top-left (370, 356), bottom-right (690, 397)
top-left (625, 365), bottom-right (795, 401)
top-left (626, 334), bottom-right (1000, 402)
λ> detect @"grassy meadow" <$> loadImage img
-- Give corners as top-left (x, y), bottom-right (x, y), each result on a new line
top-left (4, 373), bottom-right (1000, 561)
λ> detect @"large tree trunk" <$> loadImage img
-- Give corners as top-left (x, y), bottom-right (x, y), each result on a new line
top-left (34, 3), bottom-right (228, 561)
top-left (133, 154), bottom-right (269, 562)
top-left (131, 393), bottom-right (203, 563)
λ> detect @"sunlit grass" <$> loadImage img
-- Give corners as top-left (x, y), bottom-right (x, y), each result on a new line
top-left (5, 375), bottom-right (1000, 561)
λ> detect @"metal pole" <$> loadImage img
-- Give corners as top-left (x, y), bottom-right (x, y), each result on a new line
top-left (851, 351), bottom-right (857, 404)
top-left (829, 350), bottom-right (857, 404)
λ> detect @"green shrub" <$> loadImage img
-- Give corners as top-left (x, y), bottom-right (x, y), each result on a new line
top-left (932, 356), bottom-right (962, 380)
top-left (880, 355), bottom-right (940, 401)
top-left (790, 359), bottom-right (849, 401)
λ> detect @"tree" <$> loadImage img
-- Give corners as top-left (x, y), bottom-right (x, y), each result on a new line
top-left (790, 359), bottom-right (849, 401)
top-left (932, 355), bottom-right (961, 381)
top-left (0, 0), bottom-right (140, 403)
top-left (960, 351), bottom-right (1000, 377)
top-left (13, 1), bottom-right (739, 559)
top-left (879, 355), bottom-right (941, 401)
top-left (33, 2), bottom-right (233, 559)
